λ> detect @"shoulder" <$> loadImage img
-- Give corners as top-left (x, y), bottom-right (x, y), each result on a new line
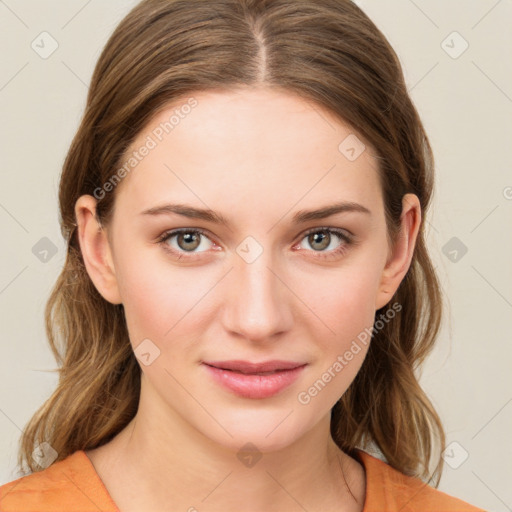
top-left (0, 450), bottom-right (118, 512)
top-left (354, 449), bottom-right (486, 512)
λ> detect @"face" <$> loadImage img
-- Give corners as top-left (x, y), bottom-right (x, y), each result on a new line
top-left (77, 87), bottom-right (419, 453)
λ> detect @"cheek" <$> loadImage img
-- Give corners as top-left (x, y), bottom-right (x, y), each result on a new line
top-left (295, 280), bottom-right (377, 408)
top-left (113, 246), bottom-right (211, 344)
top-left (293, 258), bottom-right (382, 396)
top-left (302, 261), bottom-right (382, 337)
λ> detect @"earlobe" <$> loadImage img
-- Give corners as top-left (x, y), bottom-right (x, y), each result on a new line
top-left (375, 193), bottom-right (421, 311)
top-left (74, 195), bottom-right (123, 305)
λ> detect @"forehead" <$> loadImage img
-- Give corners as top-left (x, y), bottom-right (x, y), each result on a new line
top-left (112, 87), bottom-right (383, 222)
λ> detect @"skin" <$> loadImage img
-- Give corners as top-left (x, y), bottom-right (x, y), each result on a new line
top-left (76, 86), bottom-right (421, 512)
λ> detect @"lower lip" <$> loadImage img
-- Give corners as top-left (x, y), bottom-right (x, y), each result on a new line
top-left (202, 363), bottom-right (307, 399)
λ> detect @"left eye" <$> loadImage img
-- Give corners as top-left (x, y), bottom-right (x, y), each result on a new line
top-left (298, 227), bottom-right (351, 254)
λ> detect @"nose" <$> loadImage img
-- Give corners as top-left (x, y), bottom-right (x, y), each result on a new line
top-left (220, 246), bottom-right (293, 343)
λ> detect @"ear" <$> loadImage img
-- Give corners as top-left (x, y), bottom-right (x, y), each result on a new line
top-left (74, 195), bottom-right (122, 305)
top-left (375, 193), bottom-right (421, 311)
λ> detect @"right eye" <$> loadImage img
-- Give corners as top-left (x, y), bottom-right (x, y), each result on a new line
top-left (157, 228), bottom-right (217, 259)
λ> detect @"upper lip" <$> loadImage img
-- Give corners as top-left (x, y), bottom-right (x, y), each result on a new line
top-left (203, 360), bottom-right (307, 373)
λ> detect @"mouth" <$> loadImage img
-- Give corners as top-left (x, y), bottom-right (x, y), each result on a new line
top-left (202, 360), bottom-right (308, 399)
top-left (203, 360), bottom-right (306, 374)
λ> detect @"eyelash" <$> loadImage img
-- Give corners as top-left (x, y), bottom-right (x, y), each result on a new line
top-left (156, 226), bottom-right (354, 261)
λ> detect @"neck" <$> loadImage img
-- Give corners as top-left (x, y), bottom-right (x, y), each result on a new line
top-left (88, 379), bottom-right (365, 512)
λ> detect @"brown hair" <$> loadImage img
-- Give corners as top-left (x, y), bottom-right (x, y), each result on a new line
top-left (18, 0), bottom-right (446, 486)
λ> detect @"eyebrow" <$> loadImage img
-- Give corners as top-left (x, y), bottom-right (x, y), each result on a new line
top-left (140, 201), bottom-right (371, 225)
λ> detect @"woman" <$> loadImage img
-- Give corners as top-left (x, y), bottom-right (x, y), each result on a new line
top-left (0, 0), bottom-right (485, 510)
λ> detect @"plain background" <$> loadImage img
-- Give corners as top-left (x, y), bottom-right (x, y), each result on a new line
top-left (0, 1), bottom-right (511, 510)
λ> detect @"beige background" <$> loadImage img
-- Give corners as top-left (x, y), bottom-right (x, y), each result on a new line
top-left (0, 1), bottom-right (511, 510)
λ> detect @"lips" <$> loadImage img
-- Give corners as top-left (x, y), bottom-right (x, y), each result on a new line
top-left (203, 360), bottom-right (305, 375)
top-left (202, 360), bottom-right (308, 399)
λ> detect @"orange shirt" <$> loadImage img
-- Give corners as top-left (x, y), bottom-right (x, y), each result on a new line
top-left (0, 448), bottom-right (485, 511)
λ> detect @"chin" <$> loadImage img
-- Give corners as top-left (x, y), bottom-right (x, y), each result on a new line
top-left (192, 406), bottom-right (316, 454)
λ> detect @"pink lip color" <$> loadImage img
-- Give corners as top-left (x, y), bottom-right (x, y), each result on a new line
top-left (202, 362), bottom-right (307, 399)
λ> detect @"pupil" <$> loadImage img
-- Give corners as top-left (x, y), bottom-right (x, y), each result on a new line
top-left (180, 232), bottom-right (199, 250)
top-left (311, 231), bottom-right (329, 250)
